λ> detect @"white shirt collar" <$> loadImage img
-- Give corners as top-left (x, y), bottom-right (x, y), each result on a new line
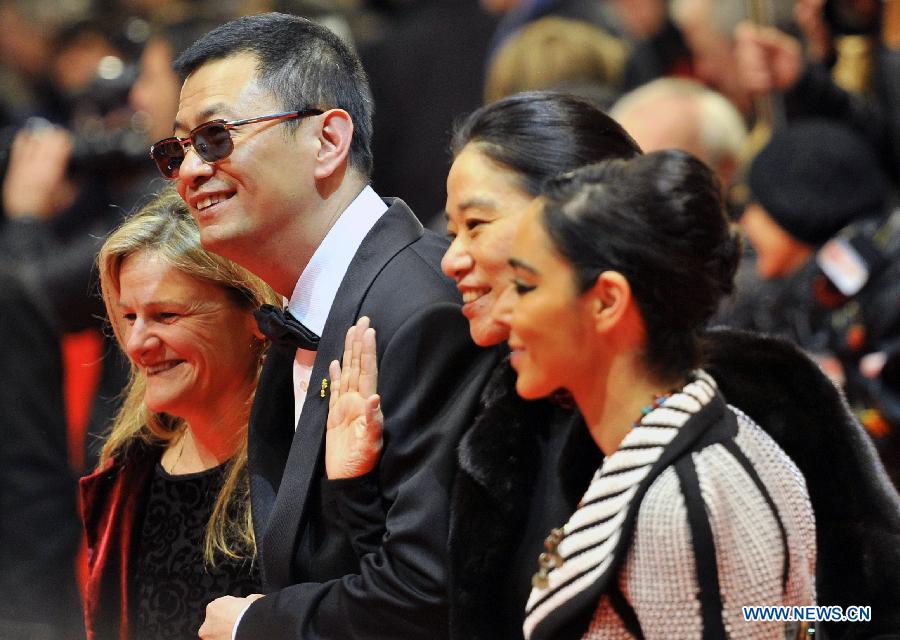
top-left (286, 185), bottom-right (387, 334)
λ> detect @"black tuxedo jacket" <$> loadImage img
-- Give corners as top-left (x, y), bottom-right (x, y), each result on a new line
top-left (239, 199), bottom-right (498, 640)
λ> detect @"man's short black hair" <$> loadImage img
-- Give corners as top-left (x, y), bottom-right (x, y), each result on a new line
top-left (174, 12), bottom-right (374, 176)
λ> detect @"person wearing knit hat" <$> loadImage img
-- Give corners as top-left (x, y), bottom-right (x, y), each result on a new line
top-left (740, 117), bottom-right (900, 485)
top-left (742, 118), bottom-right (890, 278)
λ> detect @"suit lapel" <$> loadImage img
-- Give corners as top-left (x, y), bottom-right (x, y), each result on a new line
top-left (260, 199), bottom-right (424, 587)
top-left (247, 344), bottom-right (296, 580)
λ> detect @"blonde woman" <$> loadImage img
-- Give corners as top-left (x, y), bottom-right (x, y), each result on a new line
top-left (80, 189), bottom-right (279, 640)
top-left (82, 187), bottom-right (383, 639)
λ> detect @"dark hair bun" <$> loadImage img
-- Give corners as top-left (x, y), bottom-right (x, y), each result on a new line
top-left (541, 150), bottom-right (736, 379)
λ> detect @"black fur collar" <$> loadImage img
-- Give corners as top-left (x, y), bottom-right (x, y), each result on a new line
top-left (448, 358), bottom-right (596, 640)
top-left (703, 328), bottom-right (900, 639)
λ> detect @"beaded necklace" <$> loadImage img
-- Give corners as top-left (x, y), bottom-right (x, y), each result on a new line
top-left (630, 392), bottom-right (672, 430)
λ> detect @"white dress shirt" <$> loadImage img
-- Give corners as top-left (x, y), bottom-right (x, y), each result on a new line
top-left (232, 185), bottom-right (386, 639)
top-left (287, 185), bottom-right (387, 426)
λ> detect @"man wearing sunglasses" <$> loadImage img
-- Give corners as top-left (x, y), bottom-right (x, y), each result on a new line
top-left (161, 12), bottom-right (496, 640)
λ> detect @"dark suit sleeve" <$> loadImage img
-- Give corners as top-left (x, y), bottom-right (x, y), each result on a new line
top-left (327, 472), bottom-right (386, 559)
top-left (238, 301), bottom-right (499, 640)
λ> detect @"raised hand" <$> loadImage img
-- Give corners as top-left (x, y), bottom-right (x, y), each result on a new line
top-left (734, 21), bottom-right (804, 98)
top-left (2, 123), bottom-right (76, 219)
top-left (325, 316), bottom-right (383, 479)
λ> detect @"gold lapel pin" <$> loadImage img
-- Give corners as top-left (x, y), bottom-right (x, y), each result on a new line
top-left (320, 378), bottom-right (328, 398)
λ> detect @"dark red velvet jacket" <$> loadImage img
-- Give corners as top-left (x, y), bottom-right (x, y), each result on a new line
top-left (79, 447), bottom-right (157, 640)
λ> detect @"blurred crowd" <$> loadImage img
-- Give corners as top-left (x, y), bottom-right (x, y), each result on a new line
top-left (0, 0), bottom-right (897, 637)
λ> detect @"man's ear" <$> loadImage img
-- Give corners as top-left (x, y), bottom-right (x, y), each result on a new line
top-left (313, 109), bottom-right (354, 180)
top-left (588, 270), bottom-right (632, 333)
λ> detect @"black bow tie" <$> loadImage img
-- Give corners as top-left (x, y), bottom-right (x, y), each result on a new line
top-left (254, 304), bottom-right (320, 352)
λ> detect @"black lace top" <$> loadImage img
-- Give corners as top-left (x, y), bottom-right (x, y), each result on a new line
top-left (131, 462), bottom-right (260, 640)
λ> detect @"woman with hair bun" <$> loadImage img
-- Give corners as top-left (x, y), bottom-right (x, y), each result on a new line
top-left (506, 151), bottom-right (817, 638)
top-left (327, 91), bottom-right (642, 640)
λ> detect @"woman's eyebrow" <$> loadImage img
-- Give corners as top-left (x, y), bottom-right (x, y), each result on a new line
top-left (509, 257), bottom-right (537, 274)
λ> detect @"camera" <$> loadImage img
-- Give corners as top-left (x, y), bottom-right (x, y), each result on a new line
top-left (0, 55), bottom-right (149, 179)
top-left (0, 116), bottom-right (148, 180)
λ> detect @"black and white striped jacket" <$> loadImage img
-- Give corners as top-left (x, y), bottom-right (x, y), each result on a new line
top-left (523, 372), bottom-right (817, 640)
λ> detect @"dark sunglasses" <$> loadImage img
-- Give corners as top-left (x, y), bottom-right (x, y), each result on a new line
top-left (149, 109), bottom-right (323, 179)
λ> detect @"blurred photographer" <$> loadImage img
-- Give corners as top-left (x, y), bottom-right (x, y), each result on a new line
top-left (740, 118), bottom-right (900, 485)
top-left (0, 12), bottom-right (143, 639)
top-left (734, 0), bottom-right (900, 182)
top-left (0, 10), bottom-right (229, 637)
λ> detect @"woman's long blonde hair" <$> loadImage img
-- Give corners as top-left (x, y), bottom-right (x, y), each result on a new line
top-left (97, 187), bottom-right (279, 565)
